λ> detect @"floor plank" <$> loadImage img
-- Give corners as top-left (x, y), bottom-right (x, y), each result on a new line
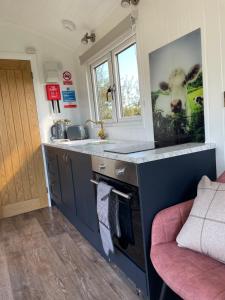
top-left (7, 252), bottom-right (45, 300)
top-left (50, 232), bottom-right (130, 300)
top-left (0, 251), bottom-right (14, 300)
top-left (0, 207), bottom-right (140, 300)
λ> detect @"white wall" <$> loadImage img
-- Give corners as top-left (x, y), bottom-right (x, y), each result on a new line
top-left (75, 0), bottom-right (225, 175)
top-left (0, 21), bottom-right (81, 142)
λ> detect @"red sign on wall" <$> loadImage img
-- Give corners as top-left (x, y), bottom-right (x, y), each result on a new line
top-left (63, 71), bottom-right (73, 85)
top-left (46, 84), bottom-right (61, 101)
top-left (63, 71), bottom-right (72, 81)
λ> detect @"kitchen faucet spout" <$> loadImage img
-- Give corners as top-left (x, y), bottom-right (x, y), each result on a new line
top-left (85, 119), bottom-right (106, 140)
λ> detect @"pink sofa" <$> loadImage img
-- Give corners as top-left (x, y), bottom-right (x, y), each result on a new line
top-left (150, 172), bottom-right (225, 300)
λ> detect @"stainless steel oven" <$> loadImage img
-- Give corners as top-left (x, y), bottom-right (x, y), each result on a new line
top-left (91, 156), bottom-right (145, 271)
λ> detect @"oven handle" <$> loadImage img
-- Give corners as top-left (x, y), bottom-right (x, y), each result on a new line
top-left (90, 179), bottom-right (131, 200)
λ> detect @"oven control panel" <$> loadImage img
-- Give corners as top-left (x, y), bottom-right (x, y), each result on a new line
top-left (91, 156), bottom-right (138, 186)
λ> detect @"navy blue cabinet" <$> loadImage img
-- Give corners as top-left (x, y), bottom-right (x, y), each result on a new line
top-left (69, 151), bottom-right (97, 232)
top-left (45, 147), bottom-right (62, 206)
top-left (45, 146), bottom-right (99, 248)
top-left (57, 148), bottom-right (77, 224)
top-left (45, 147), bottom-right (76, 224)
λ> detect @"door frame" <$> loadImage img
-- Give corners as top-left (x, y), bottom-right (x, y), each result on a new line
top-left (0, 52), bottom-right (51, 206)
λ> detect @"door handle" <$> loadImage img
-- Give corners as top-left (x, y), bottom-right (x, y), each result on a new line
top-left (65, 153), bottom-right (69, 163)
top-left (63, 153), bottom-right (69, 163)
top-left (106, 86), bottom-right (112, 101)
top-left (90, 179), bottom-right (131, 200)
top-left (115, 167), bottom-right (126, 176)
top-left (99, 164), bottom-right (106, 171)
top-left (106, 84), bottom-right (116, 101)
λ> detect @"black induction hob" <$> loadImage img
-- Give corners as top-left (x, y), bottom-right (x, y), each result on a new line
top-left (104, 142), bottom-right (155, 154)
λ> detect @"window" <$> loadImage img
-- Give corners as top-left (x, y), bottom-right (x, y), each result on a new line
top-left (116, 43), bottom-right (141, 118)
top-left (93, 59), bottom-right (114, 121)
top-left (90, 36), bottom-right (141, 123)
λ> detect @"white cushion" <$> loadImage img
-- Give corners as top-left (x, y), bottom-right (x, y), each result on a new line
top-left (176, 176), bottom-right (225, 263)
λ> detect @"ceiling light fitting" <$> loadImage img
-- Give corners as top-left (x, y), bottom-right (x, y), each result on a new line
top-left (81, 32), bottom-right (96, 45)
top-left (121, 0), bottom-right (140, 8)
top-left (25, 46), bottom-right (36, 54)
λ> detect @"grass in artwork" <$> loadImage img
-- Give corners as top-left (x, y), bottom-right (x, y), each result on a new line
top-left (152, 71), bottom-right (205, 147)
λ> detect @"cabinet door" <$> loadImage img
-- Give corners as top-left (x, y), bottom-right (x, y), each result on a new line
top-left (57, 149), bottom-right (76, 222)
top-left (70, 152), bottom-right (97, 232)
top-left (45, 147), bottom-right (62, 206)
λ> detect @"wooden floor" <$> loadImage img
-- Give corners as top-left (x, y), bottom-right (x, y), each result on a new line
top-left (0, 206), bottom-right (140, 300)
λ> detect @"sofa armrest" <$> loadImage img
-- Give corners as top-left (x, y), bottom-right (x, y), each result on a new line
top-left (217, 171), bottom-right (225, 183)
top-left (151, 200), bottom-right (193, 246)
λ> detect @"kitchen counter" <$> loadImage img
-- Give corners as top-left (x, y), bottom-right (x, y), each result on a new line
top-left (43, 140), bottom-right (215, 164)
top-left (44, 141), bottom-right (216, 300)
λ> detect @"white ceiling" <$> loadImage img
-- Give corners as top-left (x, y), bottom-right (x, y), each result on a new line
top-left (0, 0), bottom-right (119, 50)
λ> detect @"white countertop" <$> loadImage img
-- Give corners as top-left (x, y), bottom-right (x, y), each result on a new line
top-left (43, 140), bottom-right (216, 165)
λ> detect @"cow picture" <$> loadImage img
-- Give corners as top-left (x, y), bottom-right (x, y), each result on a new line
top-left (149, 29), bottom-right (205, 147)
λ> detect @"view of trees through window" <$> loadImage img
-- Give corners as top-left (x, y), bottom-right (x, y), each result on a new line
top-left (95, 61), bottom-right (113, 120)
top-left (117, 43), bottom-right (141, 117)
top-left (92, 38), bottom-right (141, 122)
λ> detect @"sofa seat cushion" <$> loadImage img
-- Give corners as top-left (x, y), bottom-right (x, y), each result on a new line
top-left (151, 242), bottom-right (225, 300)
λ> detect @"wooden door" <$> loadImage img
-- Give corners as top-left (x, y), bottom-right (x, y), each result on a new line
top-left (0, 59), bottom-right (48, 218)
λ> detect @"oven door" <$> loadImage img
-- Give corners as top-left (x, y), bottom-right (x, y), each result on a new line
top-left (93, 172), bottom-right (146, 271)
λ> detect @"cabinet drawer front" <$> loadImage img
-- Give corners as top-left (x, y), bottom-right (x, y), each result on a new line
top-left (92, 156), bottom-right (138, 186)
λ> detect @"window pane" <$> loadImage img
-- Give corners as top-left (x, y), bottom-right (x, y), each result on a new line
top-left (94, 61), bottom-right (113, 120)
top-left (117, 43), bottom-right (141, 117)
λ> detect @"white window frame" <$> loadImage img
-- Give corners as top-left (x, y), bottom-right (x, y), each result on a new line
top-left (89, 34), bottom-right (142, 125)
top-left (90, 53), bottom-right (117, 124)
top-left (112, 35), bottom-right (142, 122)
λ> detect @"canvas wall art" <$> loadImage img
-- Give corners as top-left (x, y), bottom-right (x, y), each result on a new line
top-left (149, 29), bottom-right (205, 147)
